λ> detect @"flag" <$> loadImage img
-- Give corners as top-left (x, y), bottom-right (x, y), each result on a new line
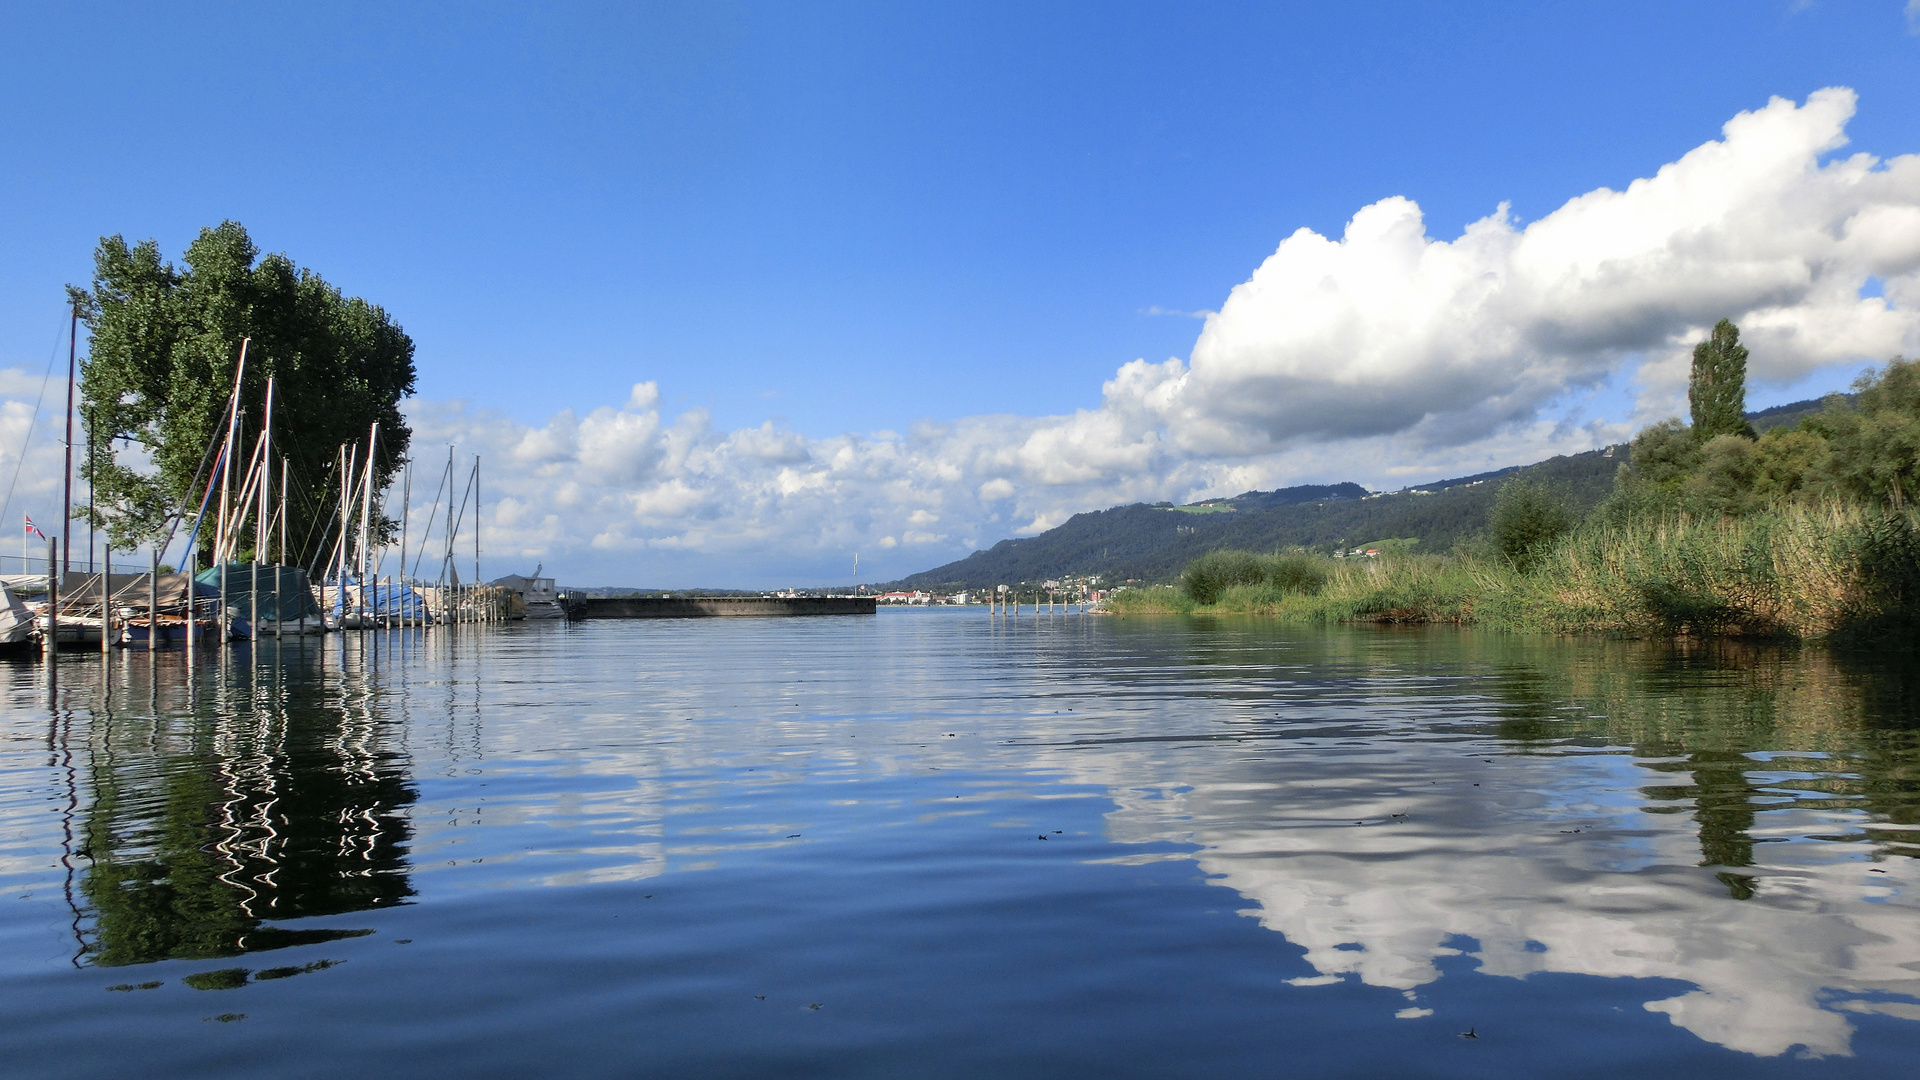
top-left (24, 515), bottom-right (44, 539)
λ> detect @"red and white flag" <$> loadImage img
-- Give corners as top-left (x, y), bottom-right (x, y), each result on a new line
top-left (23, 515), bottom-right (45, 539)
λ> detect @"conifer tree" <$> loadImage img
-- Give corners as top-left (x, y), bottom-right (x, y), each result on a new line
top-left (1688, 319), bottom-right (1757, 441)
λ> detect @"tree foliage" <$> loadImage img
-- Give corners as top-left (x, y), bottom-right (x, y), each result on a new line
top-left (1612, 358), bottom-right (1919, 519)
top-left (1490, 478), bottom-right (1573, 570)
top-left (1811, 357), bottom-right (1920, 507)
top-left (1689, 318), bottom-right (1758, 442)
top-left (71, 222), bottom-right (416, 565)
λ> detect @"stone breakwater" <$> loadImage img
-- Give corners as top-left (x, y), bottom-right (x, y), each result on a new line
top-left (560, 595), bottom-right (877, 619)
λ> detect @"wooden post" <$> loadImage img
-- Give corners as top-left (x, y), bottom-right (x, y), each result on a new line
top-left (186, 559), bottom-right (196, 668)
top-left (148, 548), bottom-right (158, 651)
top-left (102, 547), bottom-right (111, 656)
top-left (251, 559), bottom-right (259, 645)
top-left (219, 561), bottom-right (228, 644)
top-left (44, 535), bottom-right (57, 658)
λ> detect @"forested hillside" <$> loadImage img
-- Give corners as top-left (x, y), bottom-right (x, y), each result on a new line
top-left (891, 448), bottom-right (1620, 590)
top-left (893, 395), bottom-right (1843, 592)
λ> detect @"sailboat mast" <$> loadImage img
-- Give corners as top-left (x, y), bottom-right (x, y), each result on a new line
top-left (280, 458), bottom-right (289, 565)
top-left (214, 339), bottom-right (249, 569)
top-left (443, 445), bottom-right (454, 586)
top-left (339, 443), bottom-right (355, 591)
top-left (400, 459), bottom-right (410, 589)
top-left (359, 424), bottom-right (378, 590)
top-left (61, 305), bottom-right (76, 574)
top-left (258, 377), bottom-right (273, 564)
top-left (473, 455), bottom-right (481, 588)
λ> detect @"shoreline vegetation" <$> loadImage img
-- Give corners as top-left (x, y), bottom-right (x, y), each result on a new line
top-left (1111, 324), bottom-right (1920, 643)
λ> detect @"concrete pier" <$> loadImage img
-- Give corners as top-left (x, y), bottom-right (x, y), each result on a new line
top-left (561, 595), bottom-right (876, 619)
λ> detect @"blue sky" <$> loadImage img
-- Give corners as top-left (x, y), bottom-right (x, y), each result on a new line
top-left (2, 2), bottom-right (1918, 585)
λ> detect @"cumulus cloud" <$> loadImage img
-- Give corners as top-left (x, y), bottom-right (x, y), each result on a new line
top-left (3, 89), bottom-right (1916, 585)
top-left (1155, 87), bottom-right (1920, 449)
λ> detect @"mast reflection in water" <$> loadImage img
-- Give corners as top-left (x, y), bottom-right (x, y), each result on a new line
top-left (58, 642), bottom-right (414, 966)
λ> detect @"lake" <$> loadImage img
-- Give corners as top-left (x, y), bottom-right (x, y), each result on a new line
top-left (1, 608), bottom-right (1916, 1078)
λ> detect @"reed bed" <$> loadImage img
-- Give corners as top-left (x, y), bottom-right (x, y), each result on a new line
top-left (1105, 501), bottom-right (1920, 641)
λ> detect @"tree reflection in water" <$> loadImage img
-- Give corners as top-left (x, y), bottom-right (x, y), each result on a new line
top-left (68, 643), bottom-right (414, 967)
top-left (1082, 625), bottom-right (1920, 1058)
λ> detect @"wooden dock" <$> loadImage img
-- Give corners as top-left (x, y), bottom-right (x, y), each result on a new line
top-left (560, 595), bottom-right (876, 619)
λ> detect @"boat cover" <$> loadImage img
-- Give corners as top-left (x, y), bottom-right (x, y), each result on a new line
top-left (194, 564), bottom-right (326, 622)
top-left (322, 578), bottom-right (428, 619)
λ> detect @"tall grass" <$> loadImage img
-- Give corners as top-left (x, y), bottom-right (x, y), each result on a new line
top-left (1107, 501), bottom-right (1920, 641)
top-left (1491, 503), bottom-right (1920, 639)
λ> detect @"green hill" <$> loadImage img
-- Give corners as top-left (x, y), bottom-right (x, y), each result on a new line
top-left (890, 396), bottom-right (1840, 592)
top-left (893, 451), bottom-right (1617, 590)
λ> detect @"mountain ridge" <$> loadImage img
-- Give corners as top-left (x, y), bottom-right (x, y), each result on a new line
top-left (885, 395), bottom-right (1842, 591)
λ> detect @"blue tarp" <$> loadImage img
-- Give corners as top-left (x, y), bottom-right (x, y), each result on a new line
top-left (324, 578), bottom-right (428, 619)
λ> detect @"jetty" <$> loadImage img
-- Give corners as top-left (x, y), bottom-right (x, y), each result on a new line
top-left (560, 595), bottom-right (876, 619)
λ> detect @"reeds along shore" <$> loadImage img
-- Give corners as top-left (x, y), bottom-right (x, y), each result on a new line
top-left (1107, 501), bottom-right (1920, 642)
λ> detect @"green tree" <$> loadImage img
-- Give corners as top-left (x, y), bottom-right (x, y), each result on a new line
top-left (1689, 319), bottom-right (1758, 442)
top-left (1490, 477), bottom-right (1573, 570)
top-left (1816, 358), bottom-right (1920, 508)
top-left (70, 222), bottom-right (416, 566)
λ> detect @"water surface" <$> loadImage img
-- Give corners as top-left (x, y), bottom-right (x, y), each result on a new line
top-left (2, 609), bottom-right (1916, 1077)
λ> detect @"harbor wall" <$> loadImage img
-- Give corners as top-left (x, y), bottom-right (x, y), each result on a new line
top-left (563, 596), bottom-right (876, 619)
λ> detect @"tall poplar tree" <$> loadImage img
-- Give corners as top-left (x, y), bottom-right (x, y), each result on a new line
top-left (69, 221), bottom-right (416, 568)
top-left (1688, 318), bottom-right (1757, 441)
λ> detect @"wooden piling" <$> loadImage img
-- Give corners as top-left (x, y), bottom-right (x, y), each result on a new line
top-left (43, 536), bottom-right (57, 659)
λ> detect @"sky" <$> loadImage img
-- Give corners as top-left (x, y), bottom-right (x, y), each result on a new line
top-left (2, 1), bottom-right (1919, 587)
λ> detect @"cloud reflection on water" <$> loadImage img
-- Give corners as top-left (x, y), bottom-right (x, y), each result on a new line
top-left (1062, 635), bottom-right (1920, 1058)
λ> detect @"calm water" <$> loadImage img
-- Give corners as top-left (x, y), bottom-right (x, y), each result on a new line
top-left (1, 609), bottom-right (1917, 1078)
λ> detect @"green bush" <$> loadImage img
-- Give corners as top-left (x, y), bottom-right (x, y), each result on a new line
top-left (1266, 552), bottom-right (1329, 595)
top-left (1491, 478), bottom-right (1573, 570)
top-left (1180, 550), bottom-right (1269, 604)
top-left (1180, 549), bottom-right (1328, 605)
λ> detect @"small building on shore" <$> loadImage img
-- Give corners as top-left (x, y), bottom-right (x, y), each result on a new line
top-left (489, 567), bottom-right (562, 619)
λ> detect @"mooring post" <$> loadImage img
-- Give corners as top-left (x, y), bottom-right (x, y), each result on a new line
top-left (102, 547), bottom-right (112, 657)
top-left (148, 548), bottom-right (158, 651)
top-left (186, 561), bottom-right (197, 669)
top-left (44, 535), bottom-right (58, 660)
top-left (250, 560), bottom-right (260, 657)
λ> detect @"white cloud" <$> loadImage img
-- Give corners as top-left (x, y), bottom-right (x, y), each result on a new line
top-left (5, 89), bottom-right (1916, 586)
top-left (1156, 87), bottom-right (1920, 449)
top-left (1066, 726), bottom-right (1920, 1059)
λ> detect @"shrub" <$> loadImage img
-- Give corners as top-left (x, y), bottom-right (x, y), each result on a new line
top-left (1180, 549), bottom-right (1269, 605)
top-left (1180, 549), bottom-right (1330, 605)
top-left (1265, 552), bottom-right (1329, 595)
top-left (1491, 478), bottom-right (1573, 571)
